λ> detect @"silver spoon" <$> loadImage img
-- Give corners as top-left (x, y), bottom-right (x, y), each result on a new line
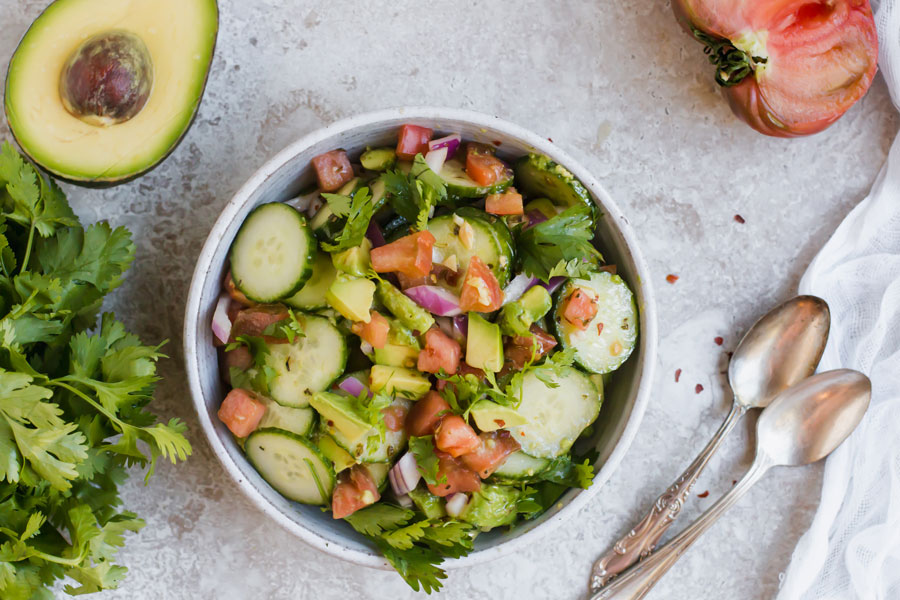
top-left (591, 368), bottom-right (871, 599)
top-left (589, 295), bottom-right (830, 592)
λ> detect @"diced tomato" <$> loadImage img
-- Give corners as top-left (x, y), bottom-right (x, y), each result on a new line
top-left (217, 388), bottom-right (266, 438)
top-left (332, 465), bottom-right (381, 519)
top-left (427, 451), bottom-right (482, 497)
top-left (434, 415), bottom-right (481, 458)
top-left (459, 256), bottom-right (503, 313)
top-left (396, 124), bottom-right (434, 161)
top-left (485, 188), bottom-right (524, 216)
top-left (311, 150), bottom-right (353, 192)
top-left (225, 271), bottom-right (254, 308)
top-left (561, 288), bottom-right (598, 330)
top-left (224, 345), bottom-right (253, 371)
top-left (417, 327), bottom-right (461, 375)
top-left (370, 231), bottom-right (435, 278)
top-left (465, 143), bottom-right (511, 187)
top-left (460, 430), bottom-right (521, 478)
top-left (406, 391), bottom-right (451, 437)
top-left (230, 304), bottom-right (290, 341)
top-left (502, 324), bottom-right (559, 374)
top-left (351, 310), bottom-right (389, 349)
top-left (381, 404), bottom-right (408, 432)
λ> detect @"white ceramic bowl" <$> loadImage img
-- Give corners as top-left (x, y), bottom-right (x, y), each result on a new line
top-left (184, 107), bottom-right (657, 569)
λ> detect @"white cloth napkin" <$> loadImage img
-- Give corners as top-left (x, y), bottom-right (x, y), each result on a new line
top-left (776, 2), bottom-right (900, 598)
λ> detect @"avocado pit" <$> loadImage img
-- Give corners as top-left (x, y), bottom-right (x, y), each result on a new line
top-left (59, 30), bottom-right (153, 127)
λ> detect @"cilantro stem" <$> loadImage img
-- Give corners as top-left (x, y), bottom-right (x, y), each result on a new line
top-left (48, 380), bottom-right (132, 435)
top-left (20, 222), bottom-right (35, 272)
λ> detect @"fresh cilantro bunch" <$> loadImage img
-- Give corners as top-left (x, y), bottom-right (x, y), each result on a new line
top-left (0, 142), bottom-right (191, 598)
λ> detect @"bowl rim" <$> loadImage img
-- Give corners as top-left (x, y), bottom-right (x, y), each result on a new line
top-left (183, 106), bottom-right (658, 570)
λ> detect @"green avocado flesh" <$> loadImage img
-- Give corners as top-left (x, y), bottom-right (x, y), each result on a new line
top-left (4, 0), bottom-right (218, 185)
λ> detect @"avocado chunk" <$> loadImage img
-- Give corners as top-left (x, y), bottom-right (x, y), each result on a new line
top-left (408, 487), bottom-right (446, 519)
top-left (466, 313), bottom-right (503, 372)
top-left (470, 401), bottom-right (528, 431)
top-left (4, 0), bottom-right (219, 185)
top-left (523, 198), bottom-right (560, 220)
top-left (461, 485), bottom-right (522, 530)
top-left (332, 238), bottom-right (372, 277)
top-left (373, 343), bottom-right (420, 368)
top-left (309, 392), bottom-right (372, 445)
top-left (315, 433), bottom-right (355, 472)
top-left (360, 147), bottom-right (397, 172)
top-left (498, 286), bottom-right (552, 337)
top-left (375, 280), bottom-right (435, 334)
top-left (327, 276), bottom-right (376, 322)
top-left (369, 365), bottom-right (431, 399)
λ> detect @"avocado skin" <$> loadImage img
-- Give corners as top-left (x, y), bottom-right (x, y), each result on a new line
top-left (3, 0), bottom-right (220, 188)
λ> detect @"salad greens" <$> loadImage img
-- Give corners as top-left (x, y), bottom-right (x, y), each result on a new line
top-left (0, 142), bottom-right (191, 598)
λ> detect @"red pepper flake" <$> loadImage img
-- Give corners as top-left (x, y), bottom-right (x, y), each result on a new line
top-left (734, 214), bottom-right (745, 224)
top-left (675, 368), bottom-right (682, 383)
top-left (666, 274), bottom-right (679, 284)
top-left (596, 322), bottom-right (604, 336)
top-left (695, 384), bottom-right (704, 394)
top-left (491, 140), bottom-right (502, 147)
top-left (520, 431), bottom-right (525, 436)
top-left (714, 336), bottom-right (724, 346)
top-left (494, 419), bottom-right (505, 428)
top-left (698, 490), bottom-right (710, 498)
top-left (732, 480), bottom-right (737, 485)
top-left (547, 137), bottom-right (554, 143)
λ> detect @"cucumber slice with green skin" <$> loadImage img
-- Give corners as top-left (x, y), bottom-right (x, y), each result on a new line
top-left (381, 214), bottom-right (410, 242)
top-left (325, 398), bottom-right (411, 463)
top-left (454, 207), bottom-right (515, 280)
top-left (439, 158), bottom-right (513, 199)
top-left (360, 147), bottom-right (397, 172)
top-left (513, 154), bottom-right (596, 217)
top-left (284, 251), bottom-right (338, 310)
top-left (427, 209), bottom-right (513, 293)
top-left (230, 203), bottom-right (315, 303)
top-left (506, 367), bottom-right (600, 459)
top-left (550, 271), bottom-right (638, 374)
top-left (265, 314), bottom-right (347, 408)
top-left (245, 429), bottom-right (335, 505)
top-left (491, 451), bottom-right (550, 481)
top-left (258, 399), bottom-right (317, 437)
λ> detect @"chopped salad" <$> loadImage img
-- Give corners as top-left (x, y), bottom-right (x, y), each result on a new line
top-left (212, 124), bottom-right (638, 591)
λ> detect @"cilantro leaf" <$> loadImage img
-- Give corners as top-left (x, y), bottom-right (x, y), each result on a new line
top-left (408, 436), bottom-right (443, 486)
top-left (321, 187), bottom-right (375, 253)
top-left (515, 204), bottom-right (602, 282)
top-left (321, 192), bottom-right (352, 217)
top-left (381, 155), bottom-right (446, 230)
top-left (343, 504), bottom-right (414, 536)
top-left (536, 455), bottom-right (595, 489)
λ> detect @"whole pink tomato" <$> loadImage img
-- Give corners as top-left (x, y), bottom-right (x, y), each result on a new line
top-left (674, 0), bottom-right (879, 137)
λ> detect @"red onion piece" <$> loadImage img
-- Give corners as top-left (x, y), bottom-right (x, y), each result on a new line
top-left (435, 317), bottom-right (455, 339)
top-left (403, 285), bottom-right (462, 317)
top-left (395, 493), bottom-right (413, 508)
top-left (524, 210), bottom-right (548, 229)
top-left (452, 315), bottom-right (468, 339)
top-left (389, 453), bottom-right (421, 496)
top-left (338, 376), bottom-right (370, 398)
top-left (541, 276), bottom-right (566, 295)
top-left (211, 293), bottom-right (232, 344)
top-left (366, 221), bottom-right (386, 248)
top-left (445, 493), bottom-right (468, 517)
top-left (424, 147), bottom-right (448, 174)
top-left (428, 134), bottom-right (461, 159)
top-left (502, 273), bottom-right (539, 305)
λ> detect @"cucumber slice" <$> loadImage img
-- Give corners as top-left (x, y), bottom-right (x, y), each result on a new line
top-left (513, 154), bottom-right (594, 214)
top-left (265, 314), bottom-right (347, 408)
top-left (284, 251), bottom-right (338, 310)
top-left (360, 147), bottom-right (397, 172)
top-left (245, 429), bottom-right (335, 505)
top-left (363, 462), bottom-right (391, 492)
top-left (230, 203), bottom-right (315, 303)
top-left (491, 451), bottom-right (550, 481)
top-left (506, 367), bottom-right (600, 459)
top-left (258, 399), bottom-right (316, 437)
top-left (326, 399), bottom-right (411, 463)
top-left (427, 209), bottom-right (513, 292)
top-left (439, 158), bottom-right (513, 198)
top-left (550, 272), bottom-right (638, 374)
top-left (454, 207), bottom-right (514, 281)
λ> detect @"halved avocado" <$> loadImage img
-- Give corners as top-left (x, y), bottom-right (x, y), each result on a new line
top-left (4, 0), bottom-right (218, 186)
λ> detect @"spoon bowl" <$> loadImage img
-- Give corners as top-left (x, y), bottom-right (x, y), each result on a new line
top-left (729, 295), bottom-right (831, 410)
top-left (759, 368), bottom-right (871, 467)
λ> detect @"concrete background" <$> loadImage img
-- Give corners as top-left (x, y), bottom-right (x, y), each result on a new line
top-left (1, 0), bottom-right (895, 598)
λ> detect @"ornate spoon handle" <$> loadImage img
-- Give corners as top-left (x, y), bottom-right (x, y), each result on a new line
top-left (588, 403), bottom-right (746, 594)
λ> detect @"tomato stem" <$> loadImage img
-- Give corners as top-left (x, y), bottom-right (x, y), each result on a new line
top-left (691, 27), bottom-right (767, 87)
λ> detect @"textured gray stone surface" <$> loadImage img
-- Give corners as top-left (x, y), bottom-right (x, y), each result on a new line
top-left (1, 1), bottom-right (896, 598)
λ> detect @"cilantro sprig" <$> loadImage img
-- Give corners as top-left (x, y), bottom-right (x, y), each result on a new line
top-left (0, 142), bottom-right (191, 597)
top-left (381, 154), bottom-right (447, 231)
top-left (515, 203), bottom-right (602, 282)
top-left (321, 186), bottom-right (376, 253)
